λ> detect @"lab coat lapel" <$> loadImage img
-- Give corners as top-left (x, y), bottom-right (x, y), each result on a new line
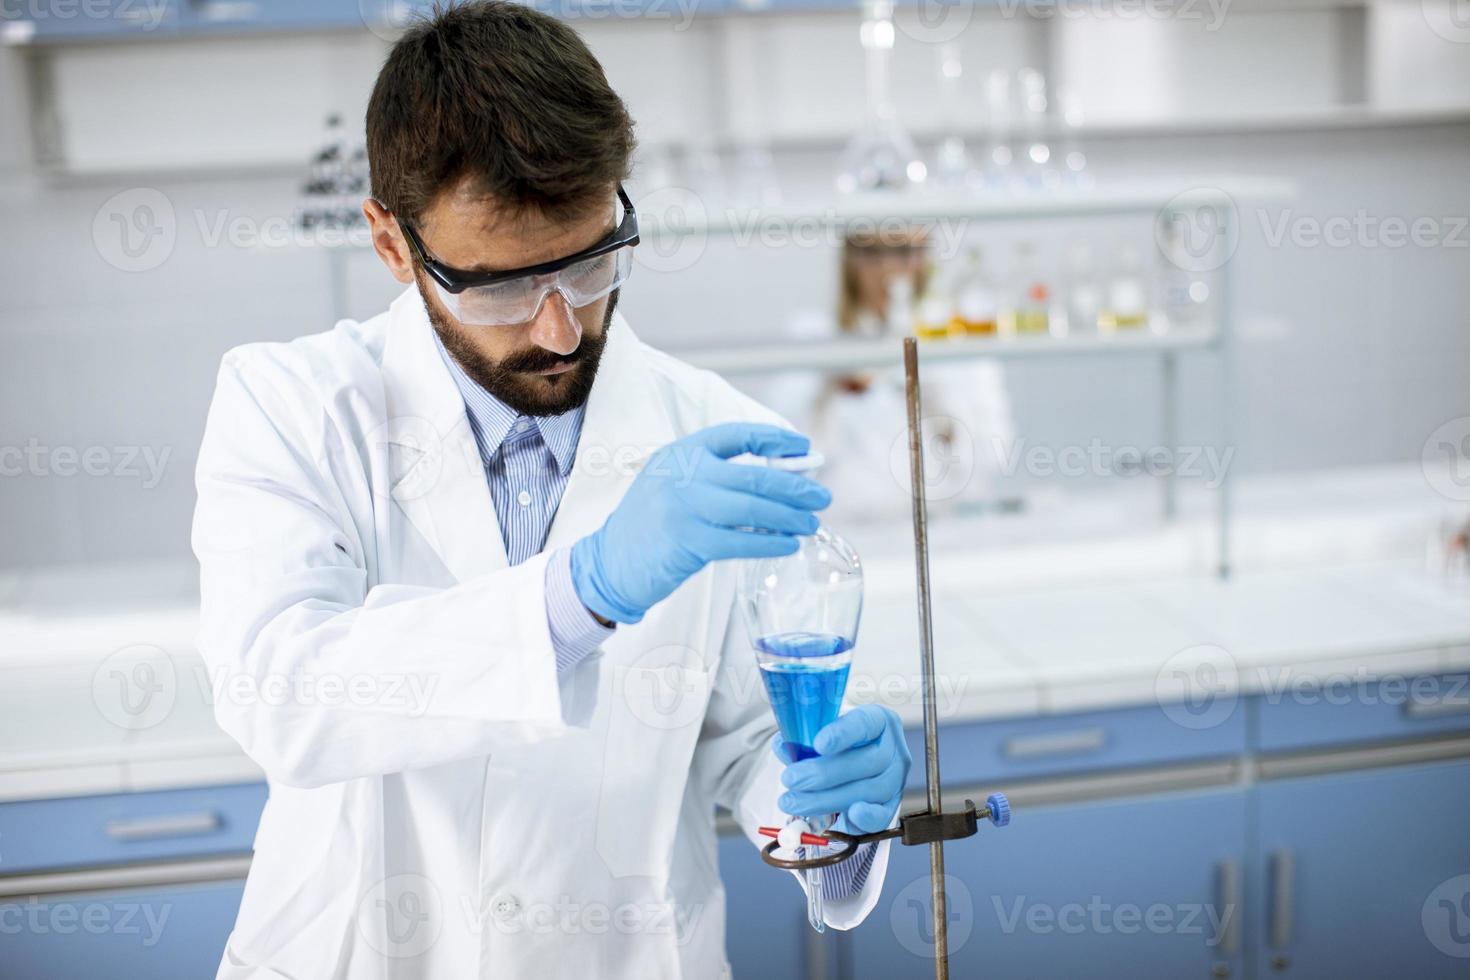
top-left (378, 288), bottom-right (511, 583)
top-left (543, 310), bottom-right (676, 552)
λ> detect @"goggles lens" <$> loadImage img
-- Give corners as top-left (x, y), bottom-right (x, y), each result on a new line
top-left (436, 243), bottom-right (633, 327)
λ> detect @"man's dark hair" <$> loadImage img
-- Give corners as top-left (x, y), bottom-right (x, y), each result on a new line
top-left (367, 0), bottom-right (636, 229)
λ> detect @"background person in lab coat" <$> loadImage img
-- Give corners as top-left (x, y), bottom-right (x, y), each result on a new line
top-left (775, 228), bottom-right (1016, 522)
top-left (191, 4), bottom-right (908, 978)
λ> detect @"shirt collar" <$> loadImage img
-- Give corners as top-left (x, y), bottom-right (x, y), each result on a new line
top-left (432, 331), bottom-right (584, 477)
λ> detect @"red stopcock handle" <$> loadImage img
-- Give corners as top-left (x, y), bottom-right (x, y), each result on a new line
top-left (757, 825), bottom-right (830, 847)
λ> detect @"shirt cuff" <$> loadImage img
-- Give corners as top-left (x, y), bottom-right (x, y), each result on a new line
top-left (799, 840), bottom-right (878, 900)
top-left (546, 546), bottom-right (615, 673)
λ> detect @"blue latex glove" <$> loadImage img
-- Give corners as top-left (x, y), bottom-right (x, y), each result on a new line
top-left (571, 422), bottom-right (831, 624)
top-left (775, 704), bottom-right (912, 835)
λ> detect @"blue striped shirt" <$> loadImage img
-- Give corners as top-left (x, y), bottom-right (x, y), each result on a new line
top-left (435, 334), bottom-right (873, 901)
top-left (434, 335), bottom-right (612, 672)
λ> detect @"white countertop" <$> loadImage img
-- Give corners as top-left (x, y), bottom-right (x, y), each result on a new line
top-left (3, 464), bottom-right (1468, 802)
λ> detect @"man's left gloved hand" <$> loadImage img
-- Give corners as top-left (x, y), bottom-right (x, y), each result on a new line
top-left (773, 704), bottom-right (912, 835)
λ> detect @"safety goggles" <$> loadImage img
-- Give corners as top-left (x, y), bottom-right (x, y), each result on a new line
top-left (400, 184), bottom-right (639, 327)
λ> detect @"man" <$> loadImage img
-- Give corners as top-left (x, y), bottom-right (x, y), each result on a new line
top-left (192, 3), bottom-right (910, 977)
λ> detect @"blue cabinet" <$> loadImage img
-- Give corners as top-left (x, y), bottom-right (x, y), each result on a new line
top-left (0, 783), bottom-right (265, 979)
top-left (904, 702), bottom-right (1248, 790)
top-left (0, 782), bottom-right (268, 875)
top-left (846, 787), bottom-right (1248, 979)
top-left (1253, 673), bottom-right (1470, 753)
top-left (1252, 759), bottom-right (1470, 979)
top-left (0, 878), bottom-right (245, 980)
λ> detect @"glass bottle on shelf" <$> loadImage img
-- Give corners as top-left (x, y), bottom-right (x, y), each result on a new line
top-left (933, 42), bottom-right (976, 189)
top-left (1156, 220), bottom-right (1208, 334)
top-left (948, 247), bottom-right (998, 337)
top-left (1017, 68), bottom-right (1056, 191)
top-left (837, 0), bottom-right (923, 193)
top-left (914, 257), bottom-right (952, 341)
top-left (983, 68), bottom-right (1015, 192)
top-left (1063, 239), bottom-right (1102, 336)
top-left (1009, 241), bottom-right (1050, 335)
top-left (1057, 85), bottom-right (1092, 190)
top-left (1099, 244), bottom-right (1149, 332)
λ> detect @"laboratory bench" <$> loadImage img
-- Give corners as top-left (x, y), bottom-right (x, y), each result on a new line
top-left (3, 549), bottom-right (1469, 976)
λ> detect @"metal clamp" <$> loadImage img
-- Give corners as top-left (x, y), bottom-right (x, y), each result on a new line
top-left (758, 795), bottom-right (1010, 871)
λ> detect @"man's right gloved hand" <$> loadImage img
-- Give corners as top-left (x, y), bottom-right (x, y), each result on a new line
top-left (570, 423), bottom-right (830, 625)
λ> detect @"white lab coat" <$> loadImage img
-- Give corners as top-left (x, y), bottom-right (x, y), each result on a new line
top-left (192, 288), bottom-right (889, 979)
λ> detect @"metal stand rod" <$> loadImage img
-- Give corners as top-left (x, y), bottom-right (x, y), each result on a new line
top-left (1160, 349), bottom-right (1178, 522)
top-left (903, 337), bottom-right (949, 980)
top-left (1215, 206), bottom-right (1235, 581)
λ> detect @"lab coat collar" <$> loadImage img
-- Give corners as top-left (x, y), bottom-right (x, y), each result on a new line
top-left (378, 286), bottom-right (675, 584)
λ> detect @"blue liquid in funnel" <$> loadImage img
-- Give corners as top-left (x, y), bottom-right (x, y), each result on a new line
top-left (755, 632), bottom-right (853, 761)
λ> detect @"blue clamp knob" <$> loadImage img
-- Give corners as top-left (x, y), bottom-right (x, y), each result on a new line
top-left (985, 793), bottom-right (1011, 828)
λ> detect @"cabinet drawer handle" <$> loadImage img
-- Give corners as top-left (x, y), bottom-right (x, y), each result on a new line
top-left (1214, 859), bottom-right (1241, 956)
top-left (1002, 728), bottom-right (1107, 759)
top-left (105, 811), bottom-right (222, 841)
top-left (1402, 696), bottom-right (1470, 720)
top-left (1268, 850), bottom-right (1294, 950)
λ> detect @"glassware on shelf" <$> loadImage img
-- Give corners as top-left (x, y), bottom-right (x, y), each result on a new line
top-left (983, 68), bottom-right (1015, 192)
top-left (914, 257), bottom-right (953, 340)
top-left (1005, 241), bottom-right (1050, 335)
top-left (298, 112), bottom-right (369, 241)
top-left (737, 453), bottom-right (863, 936)
top-left (838, 0), bottom-right (923, 193)
top-left (1063, 238), bottom-right (1102, 336)
top-left (1099, 244), bottom-right (1149, 332)
top-left (1017, 68), bottom-right (1057, 191)
top-left (1156, 220), bottom-right (1209, 333)
top-left (1056, 85), bottom-right (1092, 189)
top-left (948, 247), bottom-right (999, 337)
top-left (933, 42), bottom-right (977, 189)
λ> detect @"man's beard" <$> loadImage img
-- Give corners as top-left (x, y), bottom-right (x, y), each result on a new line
top-left (422, 284), bottom-right (618, 418)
